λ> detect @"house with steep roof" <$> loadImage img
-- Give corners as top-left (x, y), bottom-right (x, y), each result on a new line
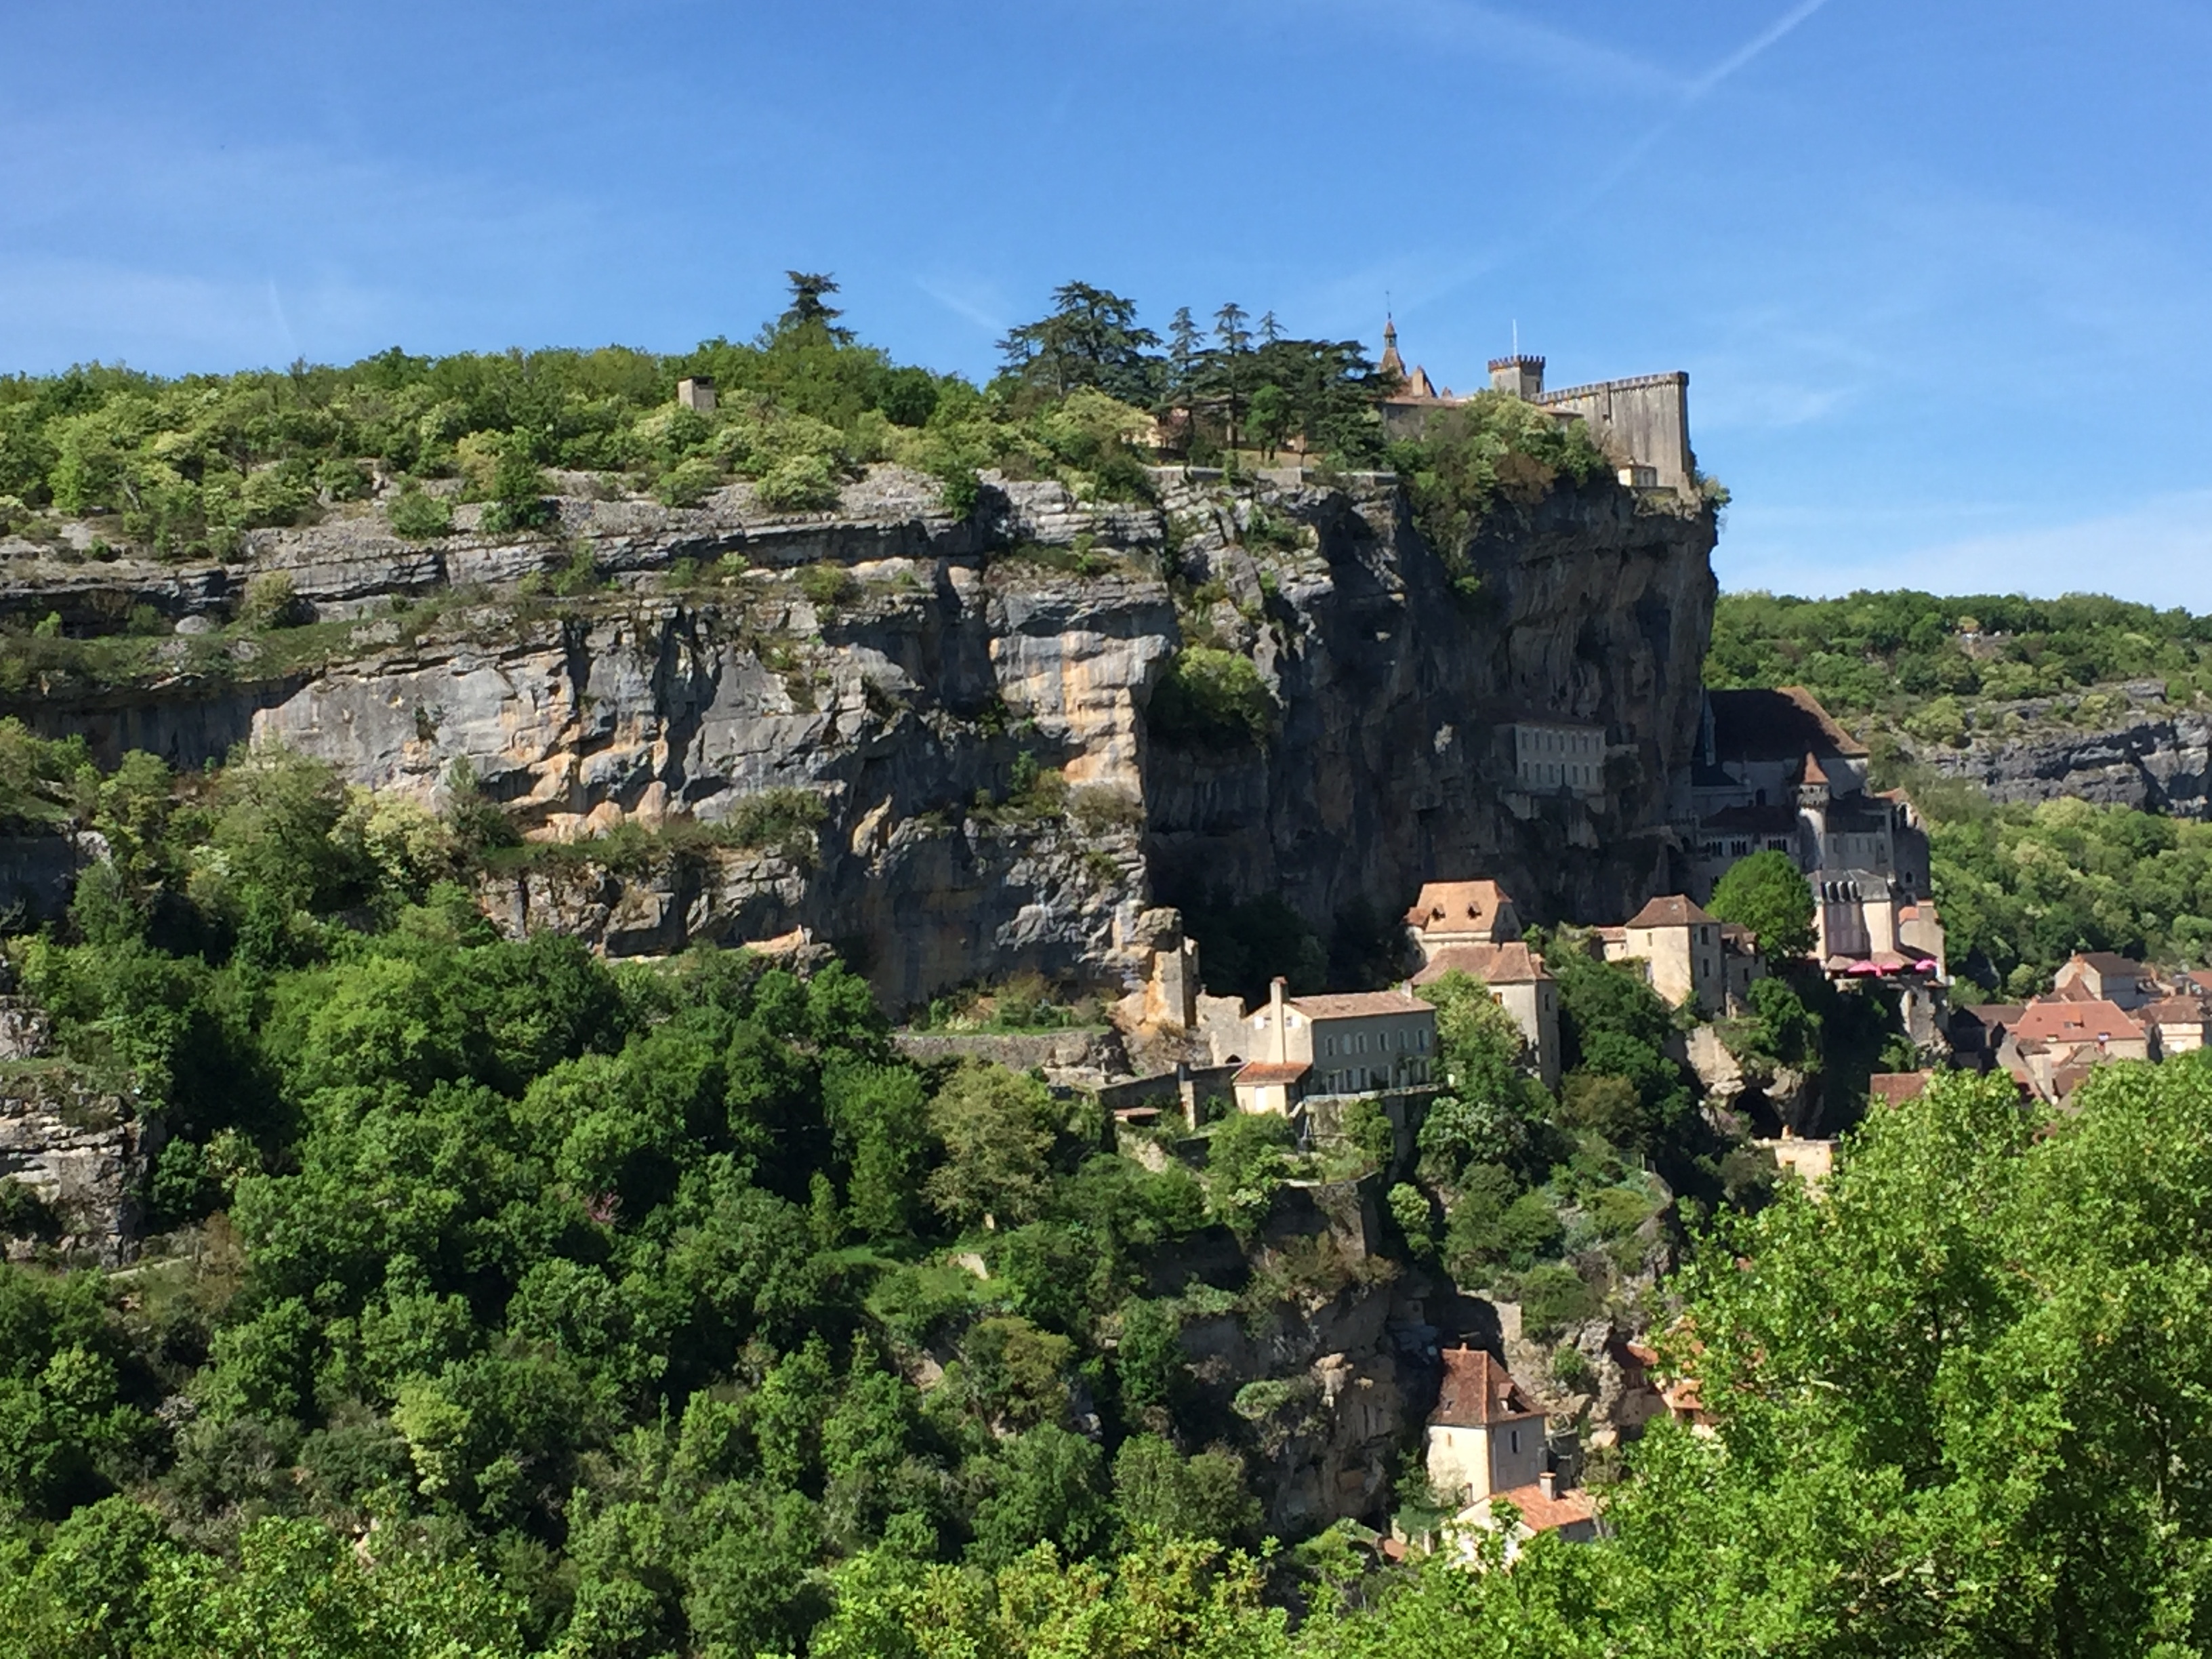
top-left (1231, 979), bottom-right (1437, 1113)
top-left (2144, 994), bottom-right (2211, 1058)
top-left (1425, 1346), bottom-right (1546, 1508)
top-left (2052, 952), bottom-right (2161, 1010)
top-left (1404, 881), bottom-right (1523, 956)
top-left (1425, 1345), bottom-right (1598, 1565)
top-left (1602, 895), bottom-right (1728, 1014)
top-left (1410, 941), bottom-right (1560, 1086)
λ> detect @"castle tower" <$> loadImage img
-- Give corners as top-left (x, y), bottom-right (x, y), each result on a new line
top-left (1489, 354), bottom-right (1545, 398)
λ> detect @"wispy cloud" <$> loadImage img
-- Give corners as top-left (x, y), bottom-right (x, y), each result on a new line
top-left (1343, 0), bottom-right (1683, 98)
top-left (914, 276), bottom-right (1012, 338)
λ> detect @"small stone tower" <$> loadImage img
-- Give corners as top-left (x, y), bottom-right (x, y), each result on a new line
top-left (1380, 316), bottom-right (1406, 379)
top-left (676, 375), bottom-right (717, 413)
top-left (1488, 354), bottom-right (1545, 398)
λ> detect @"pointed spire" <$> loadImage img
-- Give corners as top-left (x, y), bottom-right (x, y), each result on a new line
top-left (1379, 313), bottom-right (1405, 378)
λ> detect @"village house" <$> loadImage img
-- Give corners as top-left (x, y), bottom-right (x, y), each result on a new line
top-left (2007, 998), bottom-right (2150, 1101)
top-left (1410, 940), bottom-right (1561, 1087)
top-left (1600, 895), bottom-right (1727, 1015)
top-left (2051, 951), bottom-right (2162, 1010)
top-left (2144, 993), bottom-right (2212, 1057)
top-left (1404, 880), bottom-right (1524, 954)
top-left (1424, 1345), bottom-right (1598, 1564)
top-left (1231, 978), bottom-right (1437, 1115)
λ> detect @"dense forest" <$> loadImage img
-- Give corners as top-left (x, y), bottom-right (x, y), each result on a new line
top-left (1708, 588), bottom-right (2212, 745)
top-left (0, 718), bottom-right (1796, 1657)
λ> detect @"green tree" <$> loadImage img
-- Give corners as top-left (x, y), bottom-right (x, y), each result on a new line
top-left (999, 282), bottom-right (1162, 405)
top-left (923, 1063), bottom-right (1058, 1230)
top-left (1707, 848), bottom-right (1817, 962)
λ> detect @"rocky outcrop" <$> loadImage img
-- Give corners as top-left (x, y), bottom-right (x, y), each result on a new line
top-left (0, 1055), bottom-right (157, 1265)
top-left (1914, 708), bottom-right (2212, 816)
top-left (3, 464), bottom-right (1717, 1010)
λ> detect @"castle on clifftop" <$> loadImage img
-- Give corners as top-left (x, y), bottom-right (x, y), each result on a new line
top-left (1377, 320), bottom-right (1697, 496)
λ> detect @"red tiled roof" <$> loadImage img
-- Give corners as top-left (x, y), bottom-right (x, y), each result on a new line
top-left (1431, 1346), bottom-right (1537, 1428)
top-left (1234, 1061), bottom-right (1310, 1085)
top-left (1411, 942), bottom-right (1551, 987)
top-left (2013, 999), bottom-right (2145, 1044)
top-left (1485, 1481), bottom-right (1598, 1534)
top-left (1288, 990), bottom-right (1430, 1019)
top-left (1626, 895), bottom-right (1716, 929)
top-left (1868, 1071), bottom-right (1932, 1104)
top-left (1404, 880), bottom-right (1515, 933)
top-left (1800, 750), bottom-right (1830, 787)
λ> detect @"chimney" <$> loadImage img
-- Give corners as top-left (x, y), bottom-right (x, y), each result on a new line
top-left (1488, 354), bottom-right (1545, 399)
top-left (1270, 976), bottom-right (1288, 1063)
top-left (1538, 1469), bottom-right (1557, 1500)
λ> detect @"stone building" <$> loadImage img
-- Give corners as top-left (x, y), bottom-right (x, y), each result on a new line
top-left (1425, 1345), bottom-right (1546, 1508)
top-left (1231, 979), bottom-right (1437, 1113)
top-left (2052, 951), bottom-right (2161, 1010)
top-left (675, 375), bottom-right (716, 413)
top-left (1376, 323), bottom-right (1698, 497)
top-left (1601, 895), bottom-right (1727, 1015)
top-left (1410, 940), bottom-right (1561, 1087)
top-left (1688, 686), bottom-right (1944, 977)
top-left (1404, 880), bottom-right (1524, 954)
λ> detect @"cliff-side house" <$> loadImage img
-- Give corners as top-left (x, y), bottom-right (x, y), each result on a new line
top-left (1230, 979), bottom-right (1438, 1115)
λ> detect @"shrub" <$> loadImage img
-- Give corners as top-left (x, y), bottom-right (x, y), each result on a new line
top-left (1147, 648), bottom-right (1273, 746)
top-left (1514, 1262), bottom-right (1599, 1339)
top-left (479, 443), bottom-right (556, 535)
top-left (237, 571), bottom-right (308, 630)
top-left (798, 563), bottom-right (857, 611)
top-left (655, 456), bottom-right (723, 508)
top-left (386, 482), bottom-right (453, 539)
top-left (1068, 785), bottom-right (1143, 836)
top-left (754, 451), bottom-right (842, 512)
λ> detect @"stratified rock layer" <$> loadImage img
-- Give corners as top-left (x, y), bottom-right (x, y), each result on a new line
top-left (3, 465), bottom-right (1717, 1008)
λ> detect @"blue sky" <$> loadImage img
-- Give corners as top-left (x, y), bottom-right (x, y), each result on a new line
top-left (6, 0), bottom-right (2209, 605)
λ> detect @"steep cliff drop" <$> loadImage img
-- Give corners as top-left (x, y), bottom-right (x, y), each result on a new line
top-left (2, 463), bottom-right (1716, 1010)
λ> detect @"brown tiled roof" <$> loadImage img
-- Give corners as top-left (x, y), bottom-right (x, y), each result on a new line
top-left (1868, 1071), bottom-right (1932, 1104)
top-left (1404, 880), bottom-right (1515, 933)
top-left (1963, 1004), bottom-right (2025, 1029)
top-left (2144, 996), bottom-right (2212, 1024)
top-left (1411, 942), bottom-right (1551, 987)
top-left (1234, 1061), bottom-right (1310, 1085)
top-left (1626, 895), bottom-right (1716, 929)
top-left (1483, 1481), bottom-right (1597, 1533)
top-left (1431, 1346), bottom-right (1536, 1428)
top-left (1706, 686), bottom-right (1869, 762)
top-left (1288, 990), bottom-right (1430, 1019)
top-left (2068, 951), bottom-right (2152, 979)
top-left (1800, 750), bottom-right (1830, 786)
top-left (2013, 999), bottom-right (2145, 1044)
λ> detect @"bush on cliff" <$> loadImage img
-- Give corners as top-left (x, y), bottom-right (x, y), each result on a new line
top-left (1147, 647), bottom-right (1273, 747)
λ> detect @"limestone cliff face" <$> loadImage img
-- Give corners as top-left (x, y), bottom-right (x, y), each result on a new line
top-left (1912, 708), bottom-right (2212, 817)
top-left (1142, 474), bottom-right (1715, 935)
top-left (3, 464), bottom-right (1717, 1008)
